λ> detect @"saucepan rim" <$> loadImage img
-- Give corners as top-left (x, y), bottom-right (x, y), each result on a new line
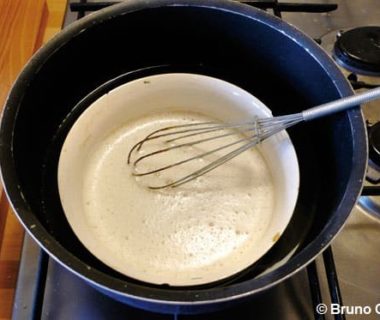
top-left (0, 0), bottom-right (367, 305)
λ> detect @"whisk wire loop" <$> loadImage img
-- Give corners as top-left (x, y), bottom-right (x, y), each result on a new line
top-left (128, 113), bottom-right (303, 189)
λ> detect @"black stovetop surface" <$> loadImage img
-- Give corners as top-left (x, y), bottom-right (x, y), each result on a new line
top-left (13, 235), bottom-right (316, 320)
top-left (11, 1), bottom-right (380, 319)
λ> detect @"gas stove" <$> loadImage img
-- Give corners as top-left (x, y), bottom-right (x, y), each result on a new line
top-left (12, 1), bottom-right (380, 319)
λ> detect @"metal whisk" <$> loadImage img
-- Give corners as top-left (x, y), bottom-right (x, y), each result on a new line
top-left (128, 87), bottom-right (380, 189)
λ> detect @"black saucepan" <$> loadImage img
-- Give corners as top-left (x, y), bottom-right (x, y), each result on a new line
top-left (0, 0), bottom-right (367, 314)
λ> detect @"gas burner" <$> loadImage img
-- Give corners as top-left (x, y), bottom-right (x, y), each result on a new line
top-left (333, 26), bottom-right (380, 76)
top-left (358, 122), bottom-right (380, 220)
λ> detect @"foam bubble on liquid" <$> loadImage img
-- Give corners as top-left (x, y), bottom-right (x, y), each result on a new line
top-left (82, 111), bottom-right (274, 282)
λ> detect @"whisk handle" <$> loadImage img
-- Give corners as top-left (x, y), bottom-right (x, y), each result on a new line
top-left (302, 86), bottom-right (380, 121)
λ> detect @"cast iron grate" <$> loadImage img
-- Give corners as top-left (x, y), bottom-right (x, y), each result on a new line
top-left (17, 2), bottom-right (378, 320)
top-left (70, 0), bottom-right (338, 19)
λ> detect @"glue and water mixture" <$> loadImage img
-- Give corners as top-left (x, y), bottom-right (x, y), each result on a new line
top-left (82, 112), bottom-right (275, 284)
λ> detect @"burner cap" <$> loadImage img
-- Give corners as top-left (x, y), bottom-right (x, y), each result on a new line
top-left (333, 26), bottom-right (380, 76)
top-left (369, 122), bottom-right (380, 168)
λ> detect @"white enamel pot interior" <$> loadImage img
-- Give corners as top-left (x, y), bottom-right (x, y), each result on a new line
top-left (58, 73), bottom-right (299, 286)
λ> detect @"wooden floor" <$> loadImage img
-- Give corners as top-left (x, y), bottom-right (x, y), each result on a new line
top-left (0, 1), bottom-right (67, 318)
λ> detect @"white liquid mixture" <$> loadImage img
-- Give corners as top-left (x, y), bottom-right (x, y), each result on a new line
top-left (82, 112), bottom-right (275, 285)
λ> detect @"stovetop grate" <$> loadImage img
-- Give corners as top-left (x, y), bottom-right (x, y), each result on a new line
top-left (12, 2), bottom-right (380, 319)
top-left (70, 1), bottom-right (338, 19)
